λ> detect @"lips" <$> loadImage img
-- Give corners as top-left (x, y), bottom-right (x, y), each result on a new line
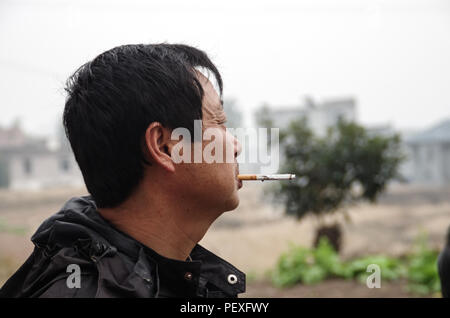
top-left (236, 165), bottom-right (242, 189)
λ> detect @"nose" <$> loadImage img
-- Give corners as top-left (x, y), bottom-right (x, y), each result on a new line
top-left (234, 135), bottom-right (242, 158)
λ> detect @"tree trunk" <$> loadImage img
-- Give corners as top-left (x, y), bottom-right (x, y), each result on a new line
top-left (313, 223), bottom-right (343, 252)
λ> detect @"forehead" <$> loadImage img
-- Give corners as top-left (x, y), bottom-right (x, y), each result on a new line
top-left (195, 70), bottom-right (223, 108)
top-left (194, 70), bottom-right (226, 126)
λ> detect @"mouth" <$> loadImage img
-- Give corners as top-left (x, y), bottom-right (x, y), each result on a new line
top-left (236, 165), bottom-right (242, 190)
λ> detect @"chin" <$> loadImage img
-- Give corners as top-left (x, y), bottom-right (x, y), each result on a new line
top-left (223, 193), bottom-right (240, 212)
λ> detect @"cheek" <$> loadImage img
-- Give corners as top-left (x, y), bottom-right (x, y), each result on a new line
top-left (217, 129), bottom-right (236, 162)
top-left (201, 127), bottom-right (232, 162)
top-left (187, 164), bottom-right (235, 200)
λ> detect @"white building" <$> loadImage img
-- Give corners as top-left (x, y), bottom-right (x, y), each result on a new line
top-left (402, 119), bottom-right (450, 185)
top-left (270, 96), bottom-right (357, 136)
top-left (0, 122), bottom-right (83, 190)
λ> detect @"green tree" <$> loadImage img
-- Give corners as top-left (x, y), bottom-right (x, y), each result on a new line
top-left (254, 103), bottom-right (274, 129)
top-left (272, 118), bottom-right (405, 250)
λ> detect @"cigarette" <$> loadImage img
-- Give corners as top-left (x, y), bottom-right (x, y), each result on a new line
top-left (238, 174), bottom-right (296, 181)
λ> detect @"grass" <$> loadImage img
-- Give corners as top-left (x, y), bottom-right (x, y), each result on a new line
top-left (0, 218), bottom-right (28, 236)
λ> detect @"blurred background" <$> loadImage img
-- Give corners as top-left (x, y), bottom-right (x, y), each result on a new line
top-left (1, 0), bottom-right (450, 297)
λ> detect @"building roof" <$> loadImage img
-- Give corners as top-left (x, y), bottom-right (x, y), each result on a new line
top-left (0, 122), bottom-right (51, 156)
top-left (406, 119), bottom-right (450, 144)
top-left (0, 122), bottom-right (27, 147)
top-left (271, 97), bottom-right (356, 115)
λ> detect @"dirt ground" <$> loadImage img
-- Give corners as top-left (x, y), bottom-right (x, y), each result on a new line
top-left (0, 182), bottom-right (449, 297)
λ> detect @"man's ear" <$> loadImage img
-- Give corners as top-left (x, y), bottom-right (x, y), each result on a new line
top-left (143, 122), bottom-right (175, 173)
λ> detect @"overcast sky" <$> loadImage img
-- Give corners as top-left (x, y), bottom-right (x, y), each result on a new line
top-left (0, 0), bottom-right (449, 139)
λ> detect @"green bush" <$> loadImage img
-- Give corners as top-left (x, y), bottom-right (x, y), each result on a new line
top-left (343, 256), bottom-right (405, 283)
top-left (406, 235), bottom-right (441, 295)
top-left (272, 238), bottom-right (343, 287)
top-left (272, 235), bottom-right (441, 296)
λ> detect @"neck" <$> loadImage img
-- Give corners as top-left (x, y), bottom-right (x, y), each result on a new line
top-left (97, 177), bottom-right (221, 261)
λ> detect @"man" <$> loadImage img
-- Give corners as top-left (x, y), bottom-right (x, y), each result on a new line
top-left (0, 44), bottom-right (245, 298)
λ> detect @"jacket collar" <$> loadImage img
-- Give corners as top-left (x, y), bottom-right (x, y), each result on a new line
top-left (142, 243), bottom-right (246, 297)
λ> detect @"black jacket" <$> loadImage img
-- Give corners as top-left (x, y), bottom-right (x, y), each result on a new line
top-left (0, 196), bottom-right (246, 298)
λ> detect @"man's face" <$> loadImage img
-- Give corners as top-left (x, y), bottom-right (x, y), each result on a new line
top-left (173, 72), bottom-right (242, 213)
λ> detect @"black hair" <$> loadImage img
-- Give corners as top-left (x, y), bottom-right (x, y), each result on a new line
top-left (63, 43), bottom-right (223, 208)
